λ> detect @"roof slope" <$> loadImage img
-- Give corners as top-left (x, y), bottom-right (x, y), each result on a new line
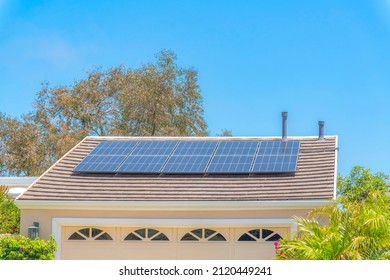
top-left (17, 136), bottom-right (337, 201)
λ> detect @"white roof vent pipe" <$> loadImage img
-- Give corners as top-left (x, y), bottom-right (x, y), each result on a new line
top-left (282, 112), bottom-right (288, 141)
top-left (318, 121), bottom-right (325, 141)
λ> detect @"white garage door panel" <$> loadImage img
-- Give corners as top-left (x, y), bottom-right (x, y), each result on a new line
top-left (62, 244), bottom-right (117, 260)
top-left (62, 226), bottom-right (287, 260)
top-left (234, 243), bottom-right (276, 260)
top-left (177, 245), bottom-right (231, 260)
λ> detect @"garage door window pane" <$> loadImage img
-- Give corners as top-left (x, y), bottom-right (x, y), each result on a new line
top-left (181, 233), bottom-right (199, 241)
top-left (238, 233), bottom-right (256, 241)
top-left (208, 233), bottom-right (226, 241)
top-left (204, 229), bottom-right (216, 238)
top-left (148, 229), bottom-right (159, 238)
top-left (262, 229), bottom-right (273, 239)
top-left (181, 228), bottom-right (227, 242)
top-left (249, 229), bottom-right (260, 239)
top-left (151, 233), bottom-right (169, 241)
top-left (125, 233), bottom-right (142, 241)
top-left (92, 228), bottom-right (103, 238)
top-left (69, 232), bottom-right (86, 240)
top-left (96, 232), bottom-right (113, 240)
top-left (265, 233), bottom-right (282, 241)
top-left (124, 229), bottom-right (169, 241)
top-left (135, 229), bottom-right (146, 238)
top-left (79, 228), bottom-right (90, 238)
top-left (68, 228), bottom-right (113, 241)
top-left (238, 228), bottom-right (282, 242)
top-left (191, 229), bottom-right (203, 238)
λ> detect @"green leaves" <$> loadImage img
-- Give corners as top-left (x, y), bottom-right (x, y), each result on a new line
top-left (337, 166), bottom-right (389, 203)
top-left (0, 50), bottom-right (208, 176)
top-left (0, 186), bottom-right (20, 234)
top-left (0, 235), bottom-right (57, 260)
top-left (276, 167), bottom-right (390, 260)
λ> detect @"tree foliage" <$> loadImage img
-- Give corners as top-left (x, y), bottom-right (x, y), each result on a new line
top-left (0, 186), bottom-right (20, 234)
top-left (0, 50), bottom-right (208, 176)
top-left (216, 129), bottom-right (233, 137)
top-left (0, 235), bottom-right (56, 260)
top-left (276, 167), bottom-right (390, 260)
top-left (337, 166), bottom-right (389, 203)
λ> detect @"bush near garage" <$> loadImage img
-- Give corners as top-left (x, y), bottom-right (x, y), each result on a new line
top-left (0, 185), bottom-right (20, 234)
top-left (0, 235), bottom-right (57, 260)
top-left (275, 167), bottom-right (390, 260)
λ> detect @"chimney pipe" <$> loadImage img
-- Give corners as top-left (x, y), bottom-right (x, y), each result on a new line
top-left (318, 121), bottom-right (325, 141)
top-left (282, 112), bottom-right (288, 141)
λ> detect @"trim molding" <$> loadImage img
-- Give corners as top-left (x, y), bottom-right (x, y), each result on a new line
top-left (17, 199), bottom-right (333, 211)
top-left (333, 135), bottom-right (339, 200)
top-left (52, 217), bottom-right (296, 260)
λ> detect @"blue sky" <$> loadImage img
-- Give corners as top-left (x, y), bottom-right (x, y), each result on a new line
top-left (0, 0), bottom-right (389, 176)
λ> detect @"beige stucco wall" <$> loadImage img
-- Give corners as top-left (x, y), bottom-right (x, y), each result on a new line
top-left (20, 208), bottom-right (313, 239)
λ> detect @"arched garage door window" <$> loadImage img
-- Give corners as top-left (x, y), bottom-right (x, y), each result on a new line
top-left (181, 228), bottom-right (227, 241)
top-left (238, 228), bottom-right (281, 242)
top-left (68, 228), bottom-right (113, 240)
top-left (124, 228), bottom-right (169, 241)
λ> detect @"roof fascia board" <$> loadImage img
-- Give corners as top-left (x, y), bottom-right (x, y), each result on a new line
top-left (16, 199), bottom-right (333, 211)
top-left (333, 135), bottom-right (339, 200)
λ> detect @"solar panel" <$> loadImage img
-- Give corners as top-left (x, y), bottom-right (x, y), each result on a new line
top-left (206, 141), bottom-right (259, 173)
top-left (162, 141), bottom-right (218, 173)
top-left (117, 141), bottom-right (178, 173)
top-left (89, 141), bottom-right (138, 156)
top-left (74, 141), bottom-right (138, 173)
top-left (73, 139), bottom-right (301, 175)
top-left (74, 155), bottom-right (127, 172)
top-left (251, 141), bottom-right (300, 173)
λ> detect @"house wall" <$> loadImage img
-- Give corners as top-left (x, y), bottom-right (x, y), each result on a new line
top-left (20, 208), bottom-right (313, 239)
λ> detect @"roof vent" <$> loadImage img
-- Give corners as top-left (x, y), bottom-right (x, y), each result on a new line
top-left (318, 121), bottom-right (325, 141)
top-left (282, 112), bottom-right (288, 141)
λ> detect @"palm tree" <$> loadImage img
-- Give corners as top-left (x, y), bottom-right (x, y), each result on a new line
top-left (276, 167), bottom-right (390, 260)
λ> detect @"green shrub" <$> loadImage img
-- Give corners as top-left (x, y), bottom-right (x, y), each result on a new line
top-left (0, 235), bottom-right (57, 260)
top-left (0, 185), bottom-right (20, 234)
top-left (276, 167), bottom-right (390, 260)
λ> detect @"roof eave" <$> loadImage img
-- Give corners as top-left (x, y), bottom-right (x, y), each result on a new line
top-left (15, 199), bottom-right (334, 211)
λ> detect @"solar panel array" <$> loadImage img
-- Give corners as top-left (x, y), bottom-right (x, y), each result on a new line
top-left (73, 140), bottom-right (300, 174)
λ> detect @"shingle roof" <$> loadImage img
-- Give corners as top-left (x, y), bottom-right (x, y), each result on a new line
top-left (17, 136), bottom-right (337, 201)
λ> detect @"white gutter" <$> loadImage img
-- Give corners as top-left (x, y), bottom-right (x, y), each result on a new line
top-left (16, 199), bottom-right (332, 211)
top-left (333, 135), bottom-right (339, 200)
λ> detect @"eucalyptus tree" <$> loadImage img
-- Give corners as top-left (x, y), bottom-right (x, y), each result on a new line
top-left (0, 50), bottom-right (208, 176)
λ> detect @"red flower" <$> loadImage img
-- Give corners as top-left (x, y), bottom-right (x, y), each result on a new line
top-left (273, 240), bottom-right (280, 251)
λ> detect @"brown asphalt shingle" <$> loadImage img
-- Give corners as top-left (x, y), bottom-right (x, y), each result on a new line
top-left (18, 136), bottom-right (337, 201)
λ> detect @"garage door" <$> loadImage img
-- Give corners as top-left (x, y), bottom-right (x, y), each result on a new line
top-left (61, 226), bottom-right (288, 260)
